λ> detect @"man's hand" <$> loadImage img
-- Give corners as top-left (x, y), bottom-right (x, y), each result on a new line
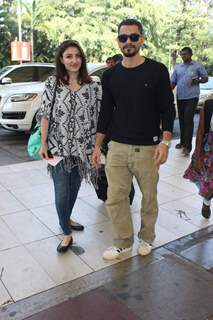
top-left (191, 78), bottom-right (200, 85)
top-left (153, 143), bottom-right (169, 167)
top-left (92, 146), bottom-right (102, 169)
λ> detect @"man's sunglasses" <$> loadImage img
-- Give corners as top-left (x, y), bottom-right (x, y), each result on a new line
top-left (118, 33), bottom-right (141, 43)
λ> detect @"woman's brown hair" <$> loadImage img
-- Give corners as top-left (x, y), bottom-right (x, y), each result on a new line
top-left (55, 40), bottom-right (91, 84)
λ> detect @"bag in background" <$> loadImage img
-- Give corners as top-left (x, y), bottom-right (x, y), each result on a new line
top-left (27, 124), bottom-right (43, 160)
top-left (27, 78), bottom-right (58, 160)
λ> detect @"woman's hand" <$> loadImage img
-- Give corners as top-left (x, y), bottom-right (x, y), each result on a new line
top-left (39, 144), bottom-right (49, 160)
top-left (92, 146), bottom-right (102, 169)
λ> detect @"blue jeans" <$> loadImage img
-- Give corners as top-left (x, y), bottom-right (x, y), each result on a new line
top-left (51, 163), bottom-right (81, 235)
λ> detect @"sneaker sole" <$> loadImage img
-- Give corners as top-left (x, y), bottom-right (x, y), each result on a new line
top-left (103, 247), bottom-right (132, 261)
top-left (138, 247), bottom-right (152, 256)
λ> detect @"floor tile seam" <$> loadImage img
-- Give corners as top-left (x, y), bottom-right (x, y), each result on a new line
top-left (158, 192), bottom-right (199, 205)
top-left (78, 218), bottom-right (109, 227)
top-left (131, 193), bottom-right (196, 204)
top-left (78, 197), bottom-right (105, 211)
top-left (156, 220), bottom-right (197, 238)
top-left (158, 179), bottom-right (196, 195)
top-left (75, 254), bottom-right (96, 273)
top-left (1, 210), bottom-right (55, 239)
top-left (1, 189), bottom-right (30, 212)
top-left (23, 231), bottom-right (94, 276)
top-left (0, 217), bottom-right (23, 246)
top-left (23, 202), bottom-right (55, 212)
top-left (0, 278), bottom-right (14, 306)
top-left (0, 242), bottom-right (23, 253)
top-left (21, 241), bottom-right (77, 288)
top-left (0, 234), bottom-right (58, 252)
top-left (74, 197), bottom-right (108, 217)
top-left (3, 181), bottom-right (52, 191)
top-left (10, 200), bottom-right (54, 211)
top-left (27, 209), bottom-right (57, 236)
top-left (9, 181), bottom-right (53, 193)
top-left (0, 207), bottom-right (52, 218)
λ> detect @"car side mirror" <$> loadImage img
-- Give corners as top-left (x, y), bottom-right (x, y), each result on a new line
top-left (1, 77), bottom-right (12, 84)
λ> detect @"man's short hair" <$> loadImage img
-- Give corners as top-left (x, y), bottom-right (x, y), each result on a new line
top-left (106, 57), bottom-right (112, 63)
top-left (112, 54), bottom-right (123, 63)
top-left (118, 18), bottom-right (143, 35)
top-left (181, 47), bottom-right (193, 55)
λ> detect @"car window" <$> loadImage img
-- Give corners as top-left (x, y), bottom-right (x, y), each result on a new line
top-left (90, 67), bottom-right (108, 79)
top-left (0, 66), bottom-right (13, 77)
top-left (5, 67), bottom-right (36, 83)
top-left (38, 67), bottom-right (54, 81)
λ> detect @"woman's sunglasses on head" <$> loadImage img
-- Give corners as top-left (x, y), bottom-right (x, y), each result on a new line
top-left (118, 33), bottom-right (141, 43)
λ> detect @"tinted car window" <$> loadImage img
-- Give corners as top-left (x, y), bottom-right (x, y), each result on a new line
top-left (0, 66), bottom-right (13, 77)
top-left (6, 67), bottom-right (36, 83)
top-left (90, 67), bottom-right (107, 78)
top-left (38, 67), bottom-right (54, 81)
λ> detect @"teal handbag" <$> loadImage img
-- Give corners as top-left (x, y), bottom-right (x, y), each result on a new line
top-left (27, 79), bottom-right (58, 160)
top-left (27, 123), bottom-right (43, 160)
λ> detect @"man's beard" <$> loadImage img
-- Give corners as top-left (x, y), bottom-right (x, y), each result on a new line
top-left (121, 45), bottom-right (140, 57)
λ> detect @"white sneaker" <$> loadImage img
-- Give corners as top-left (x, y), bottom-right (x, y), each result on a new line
top-left (103, 246), bottom-right (132, 260)
top-left (138, 240), bottom-right (152, 256)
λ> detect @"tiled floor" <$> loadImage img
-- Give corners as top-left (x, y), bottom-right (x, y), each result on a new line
top-left (0, 139), bottom-right (212, 305)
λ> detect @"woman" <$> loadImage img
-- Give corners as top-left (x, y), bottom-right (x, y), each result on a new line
top-left (38, 40), bottom-right (101, 252)
top-left (184, 99), bottom-right (213, 218)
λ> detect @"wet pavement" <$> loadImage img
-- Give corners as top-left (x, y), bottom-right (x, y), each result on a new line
top-left (1, 226), bottom-right (213, 320)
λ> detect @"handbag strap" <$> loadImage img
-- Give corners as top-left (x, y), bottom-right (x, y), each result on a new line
top-left (48, 77), bottom-right (58, 126)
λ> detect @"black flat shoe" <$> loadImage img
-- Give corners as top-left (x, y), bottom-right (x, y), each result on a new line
top-left (70, 220), bottom-right (84, 231)
top-left (201, 203), bottom-right (211, 219)
top-left (57, 237), bottom-right (73, 253)
top-left (175, 143), bottom-right (183, 149)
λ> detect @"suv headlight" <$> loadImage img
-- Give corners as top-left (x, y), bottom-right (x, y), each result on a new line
top-left (8, 93), bottom-right (38, 102)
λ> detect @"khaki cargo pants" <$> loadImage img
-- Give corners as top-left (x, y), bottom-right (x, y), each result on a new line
top-left (105, 141), bottom-right (159, 248)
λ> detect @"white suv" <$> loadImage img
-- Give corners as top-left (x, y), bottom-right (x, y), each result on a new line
top-left (0, 63), bottom-right (107, 131)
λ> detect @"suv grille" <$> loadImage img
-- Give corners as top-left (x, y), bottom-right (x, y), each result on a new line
top-left (2, 112), bottom-right (26, 120)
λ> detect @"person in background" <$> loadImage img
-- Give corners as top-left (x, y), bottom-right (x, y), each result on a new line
top-left (112, 54), bottom-right (123, 64)
top-left (93, 18), bottom-right (175, 260)
top-left (184, 99), bottom-right (213, 218)
top-left (106, 57), bottom-right (114, 68)
top-left (171, 47), bottom-right (208, 156)
top-left (38, 40), bottom-right (101, 253)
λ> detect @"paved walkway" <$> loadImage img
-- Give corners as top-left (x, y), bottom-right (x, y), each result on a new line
top-left (0, 139), bottom-right (212, 307)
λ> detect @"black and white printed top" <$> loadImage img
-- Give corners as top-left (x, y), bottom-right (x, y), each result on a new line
top-left (38, 75), bottom-right (101, 183)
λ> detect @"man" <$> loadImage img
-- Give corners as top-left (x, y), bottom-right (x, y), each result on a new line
top-left (106, 57), bottom-right (114, 68)
top-left (93, 18), bottom-right (175, 260)
top-left (171, 47), bottom-right (208, 156)
top-left (112, 53), bottom-right (123, 64)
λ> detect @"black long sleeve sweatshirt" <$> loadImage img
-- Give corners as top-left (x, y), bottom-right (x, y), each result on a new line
top-left (97, 58), bottom-right (175, 145)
